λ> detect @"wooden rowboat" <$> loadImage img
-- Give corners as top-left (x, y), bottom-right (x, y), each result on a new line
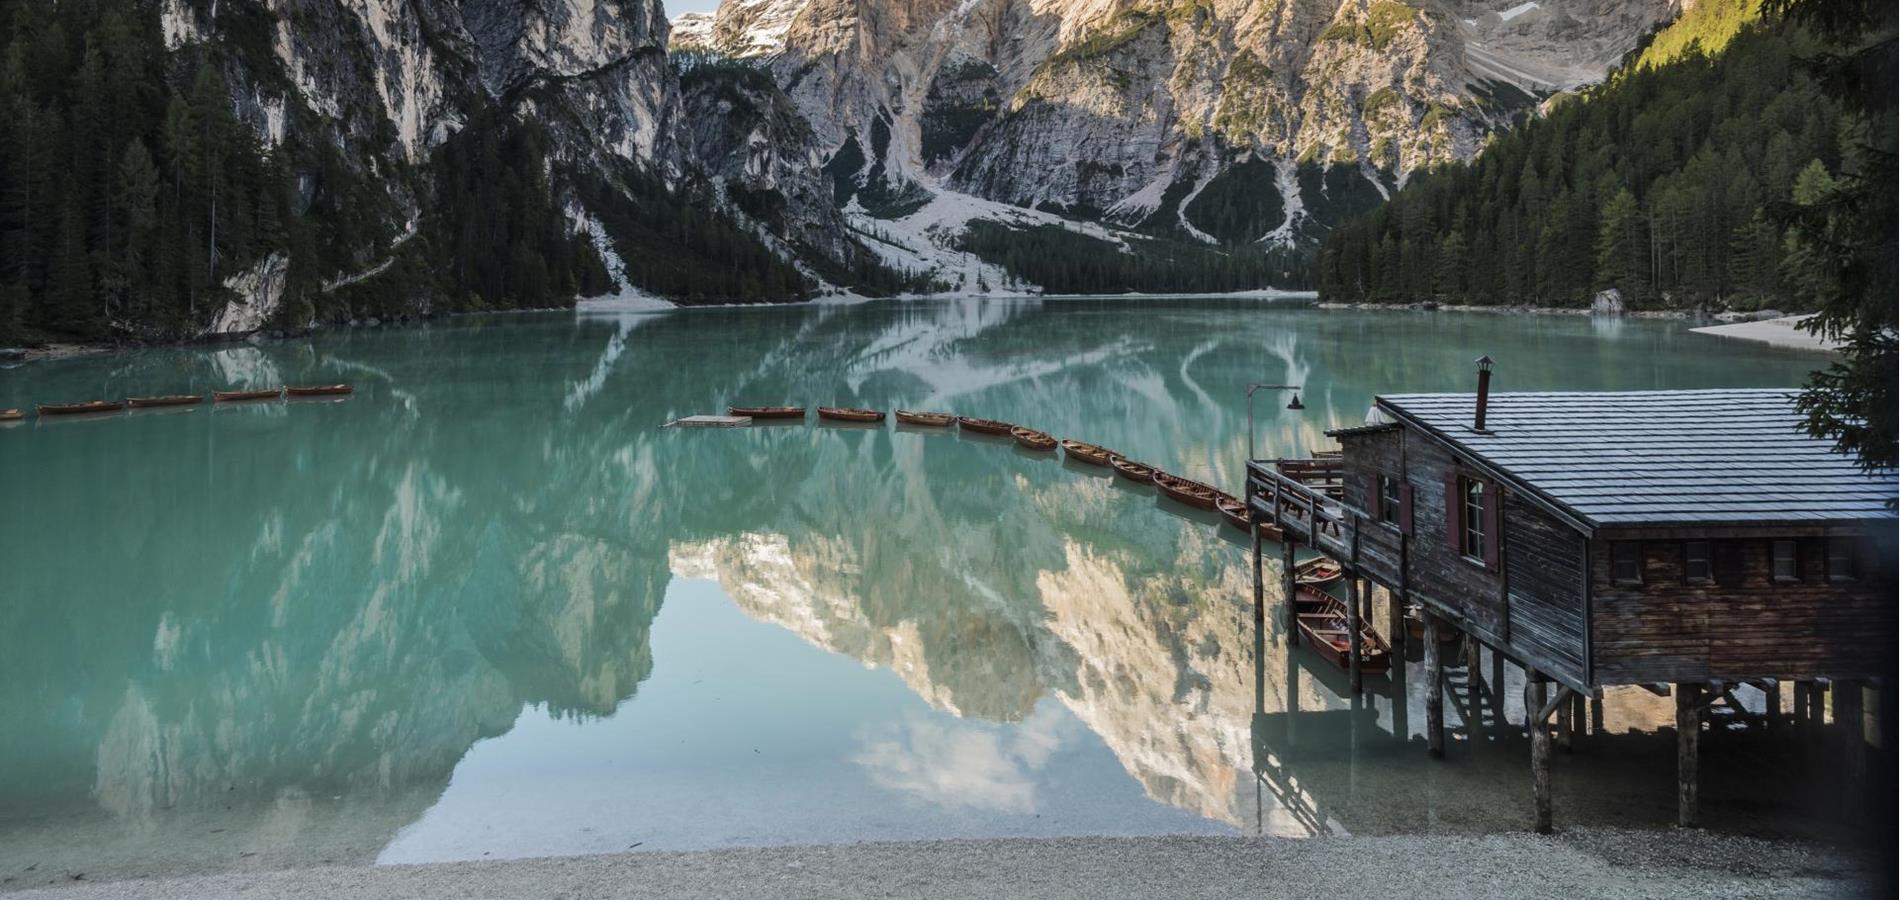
top-left (1294, 556), bottom-right (1343, 585)
top-left (1296, 585), bottom-right (1392, 673)
top-left (728, 405), bottom-right (806, 419)
top-left (817, 406), bottom-right (885, 423)
top-left (0, 408), bottom-right (24, 422)
top-left (214, 388), bottom-right (282, 402)
top-left (1011, 426), bottom-right (1057, 451)
top-left (287, 384), bottom-right (353, 397)
top-left (1153, 471), bottom-right (1218, 510)
top-left (37, 400), bottom-right (124, 416)
top-left (957, 416), bottom-right (1014, 436)
top-left (127, 394), bottom-right (204, 409)
top-left (894, 410), bottom-right (955, 427)
top-left (1215, 493), bottom-right (1248, 529)
top-left (1215, 491), bottom-right (1287, 541)
top-left (1109, 456), bottom-right (1155, 484)
top-left (1059, 439), bottom-right (1114, 465)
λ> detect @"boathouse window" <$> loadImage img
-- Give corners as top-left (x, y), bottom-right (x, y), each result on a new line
top-left (1713, 541), bottom-right (1746, 586)
top-left (1683, 541), bottom-right (1711, 584)
top-left (1611, 541), bottom-right (1643, 584)
top-left (1461, 477), bottom-right (1486, 561)
top-left (1827, 538), bottom-right (1858, 582)
top-left (1379, 475), bottom-right (1401, 526)
top-left (1771, 539), bottom-right (1799, 583)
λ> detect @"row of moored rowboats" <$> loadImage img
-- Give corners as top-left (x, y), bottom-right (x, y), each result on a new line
top-left (2, 385), bottom-right (353, 422)
top-left (731, 404), bottom-right (1291, 541)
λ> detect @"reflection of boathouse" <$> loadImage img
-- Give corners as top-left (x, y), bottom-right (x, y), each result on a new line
top-left (1248, 377), bottom-right (1897, 831)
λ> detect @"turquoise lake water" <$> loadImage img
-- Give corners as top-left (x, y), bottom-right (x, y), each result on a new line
top-left (0, 299), bottom-right (1840, 883)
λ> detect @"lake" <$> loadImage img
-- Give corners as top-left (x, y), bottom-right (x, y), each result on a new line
top-left (0, 298), bottom-right (1843, 883)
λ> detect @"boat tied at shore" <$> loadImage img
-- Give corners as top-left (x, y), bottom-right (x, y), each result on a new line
top-left (957, 416), bottom-right (1014, 436)
top-left (817, 407), bottom-right (886, 423)
top-left (728, 405), bottom-right (806, 419)
top-left (127, 395), bottom-right (204, 409)
top-left (1011, 426), bottom-right (1057, 451)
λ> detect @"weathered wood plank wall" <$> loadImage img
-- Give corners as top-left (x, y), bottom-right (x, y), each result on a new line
top-left (1591, 531), bottom-right (1895, 683)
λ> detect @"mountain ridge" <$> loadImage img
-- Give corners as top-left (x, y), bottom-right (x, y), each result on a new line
top-left (0, 0), bottom-right (1681, 347)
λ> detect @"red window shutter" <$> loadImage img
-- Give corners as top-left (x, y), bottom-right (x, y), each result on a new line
top-left (1445, 473), bottom-right (1462, 555)
top-left (1399, 483), bottom-right (1415, 535)
top-left (1482, 482), bottom-right (1502, 570)
top-left (1366, 473), bottom-right (1382, 519)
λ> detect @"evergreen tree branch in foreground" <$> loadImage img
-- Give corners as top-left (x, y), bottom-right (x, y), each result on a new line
top-left (1767, 0), bottom-right (1897, 472)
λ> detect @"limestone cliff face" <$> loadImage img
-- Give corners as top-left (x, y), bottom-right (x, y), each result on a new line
top-left (165, 0), bottom-right (897, 320)
top-left (677, 60), bottom-right (887, 280)
top-left (677, 0), bottom-right (1678, 263)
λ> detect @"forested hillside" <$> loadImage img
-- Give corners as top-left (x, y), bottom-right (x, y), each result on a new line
top-left (1315, 3), bottom-right (1850, 310)
top-left (0, 0), bottom-right (847, 348)
top-left (0, 0), bottom-right (298, 342)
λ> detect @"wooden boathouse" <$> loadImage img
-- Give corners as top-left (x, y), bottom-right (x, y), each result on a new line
top-left (1246, 372), bottom-right (1897, 831)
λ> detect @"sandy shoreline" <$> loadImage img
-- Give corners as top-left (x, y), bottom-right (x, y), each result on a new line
top-left (5, 831), bottom-right (1881, 899)
top-left (1689, 314), bottom-right (1840, 352)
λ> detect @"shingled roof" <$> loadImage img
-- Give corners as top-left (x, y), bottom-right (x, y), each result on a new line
top-left (1374, 389), bottom-right (1898, 528)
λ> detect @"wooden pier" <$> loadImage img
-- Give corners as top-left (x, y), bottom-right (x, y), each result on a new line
top-left (1246, 379), bottom-right (1897, 832)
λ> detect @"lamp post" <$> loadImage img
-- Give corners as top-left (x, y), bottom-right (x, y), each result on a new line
top-left (1246, 383), bottom-right (1305, 462)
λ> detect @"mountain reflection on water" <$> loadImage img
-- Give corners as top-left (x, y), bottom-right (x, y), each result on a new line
top-left (0, 298), bottom-right (1833, 877)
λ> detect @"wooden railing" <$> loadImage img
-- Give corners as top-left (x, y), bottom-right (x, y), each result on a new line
top-left (1246, 461), bottom-right (1365, 564)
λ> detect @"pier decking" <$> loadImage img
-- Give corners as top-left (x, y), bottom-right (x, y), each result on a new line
top-left (1246, 385), bottom-right (1897, 832)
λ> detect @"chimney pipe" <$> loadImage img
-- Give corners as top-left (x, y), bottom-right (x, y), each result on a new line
top-left (1473, 355), bottom-right (1495, 432)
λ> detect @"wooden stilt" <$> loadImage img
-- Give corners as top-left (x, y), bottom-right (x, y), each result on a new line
top-left (1391, 636), bottom-right (1409, 740)
top-left (1424, 612), bottom-right (1444, 758)
top-left (1252, 531), bottom-right (1265, 630)
top-left (1528, 674), bottom-right (1552, 834)
top-left (1280, 540), bottom-right (1298, 647)
top-left (1388, 586), bottom-right (1406, 653)
top-left (1677, 683), bottom-right (1701, 828)
top-left (1590, 691), bottom-right (1605, 736)
top-left (1793, 681), bottom-right (1812, 747)
top-left (1490, 650), bottom-right (1509, 738)
top-left (1463, 636), bottom-right (1485, 733)
top-left (1837, 679), bottom-right (1866, 820)
top-left (1346, 576), bottom-right (1363, 694)
top-left (1762, 678), bottom-right (1781, 736)
top-left (1556, 688), bottom-right (1574, 752)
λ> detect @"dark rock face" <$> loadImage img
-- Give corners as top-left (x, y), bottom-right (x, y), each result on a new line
top-left (678, 63), bottom-right (863, 266)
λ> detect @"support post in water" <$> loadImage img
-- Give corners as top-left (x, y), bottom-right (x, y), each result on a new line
top-left (1252, 530), bottom-right (1264, 632)
top-left (1677, 683), bottom-right (1701, 828)
top-left (1527, 679), bottom-right (1542, 831)
top-left (1556, 688), bottom-right (1573, 752)
top-left (1388, 585), bottom-right (1406, 653)
top-left (1280, 539), bottom-right (1298, 647)
top-left (1524, 675), bottom-right (1574, 834)
top-left (1836, 679), bottom-right (1865, 820)
top-left (1424, 611), bottom-right (1444, 758)
top-left (1527, 673), bottom-right (1552, 834)
top-left (1346, 575), bottom-right (1362, 694)
top-left (1793, 681), bottom-right (1813, 748)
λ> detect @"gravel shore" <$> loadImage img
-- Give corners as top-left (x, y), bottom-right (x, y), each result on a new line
top-left (1689, 315), bottom-right (1839, 352)
top-left (7, 830), bottom-right (1883, 900)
